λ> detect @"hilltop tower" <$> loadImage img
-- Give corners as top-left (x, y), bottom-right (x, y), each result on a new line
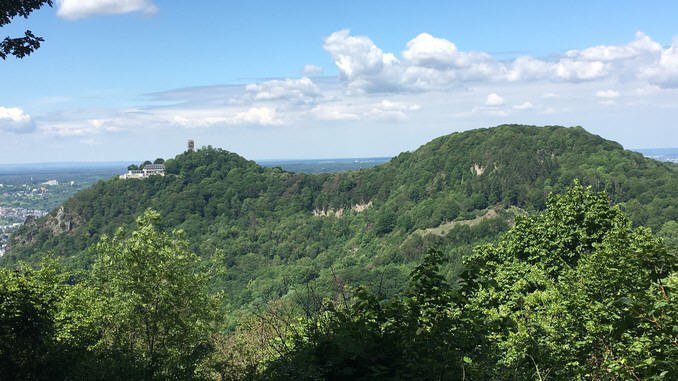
top-left (187, 139), bottom-right (195, 152)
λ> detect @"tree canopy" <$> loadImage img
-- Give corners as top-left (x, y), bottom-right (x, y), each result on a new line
top-left (1, 184), bottom-right (676, 379)
top-left (250, 183), bottom-right (677, 380)
top-left (0, 210), bottom-right (221, 380)
top-left (7, 125), bottom-right (678, 324)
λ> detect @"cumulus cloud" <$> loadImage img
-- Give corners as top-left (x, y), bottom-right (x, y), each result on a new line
top-left (639, 36), bottom-right (678, 88)
top-left (302, 64), bottom-right (323, 76)
top-left (565, 32), bottom-right (662, 62)
top-left (322, 29), bottom-right (678, 93)
top-left (245, 77), bottom-right (321, 104)
top-left (17, 29), bottom-right (678, 145)
top-left (0, 107), bottom-right (35, 133)
top-left (57, 0), bottom-right (157, 20)
top-left (402, 33), bottom-right (493, 70)
top-left (596, 89), bottom-right (620, 98)
top-left (485, 93), bottom-right (505, 106)
top-left (323, 29), bottom-right (401, 93)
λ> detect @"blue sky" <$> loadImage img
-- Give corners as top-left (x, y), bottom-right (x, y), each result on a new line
top-left (1, 1), bottom-right (678, 163)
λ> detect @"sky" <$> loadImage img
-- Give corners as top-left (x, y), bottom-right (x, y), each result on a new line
top-left (1, 0), bottom-right (678, 164)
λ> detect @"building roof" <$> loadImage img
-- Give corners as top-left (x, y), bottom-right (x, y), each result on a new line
top-left (144, 164), bottom-right (165, 170)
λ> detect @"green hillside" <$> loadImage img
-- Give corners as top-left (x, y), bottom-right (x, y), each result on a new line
top-left (4, 125), bottom-right (678, 317)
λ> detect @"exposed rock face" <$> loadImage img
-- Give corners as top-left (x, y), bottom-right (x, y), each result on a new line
top-left (11, 206), bottom-right (82, 247)
top-left (471, 163), bottom-right (485, 176)
top-left (351, 201), bottom-right (372, 212)
top-left (313, 201), bottom-right (373, 218)
top-left (313, 208), bottom-right (344, 218)
top-left (46, 206), bottom-right (80, 235)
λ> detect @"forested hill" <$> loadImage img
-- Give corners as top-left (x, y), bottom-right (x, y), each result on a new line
top-left (4, 125), bottom-right (678, 313)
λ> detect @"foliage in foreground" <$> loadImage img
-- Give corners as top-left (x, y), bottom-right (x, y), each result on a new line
top-left (0, 210), bottom-right (219, 380)
top-left (244, 183), bottom-right (677, 380)
top-left (1, 184), bottom-right (676, 380)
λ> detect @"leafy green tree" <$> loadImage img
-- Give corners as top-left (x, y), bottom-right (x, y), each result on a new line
top-left (1, 0), bottom-right (53, 59)
top-left (463, 182), bottom-right (677, 379)
top-left (153, 158), bottom-right (165, 165)
top-left (128, 164), bottom-right (139, 171)
top-left (0, 259), bottom-right (62, 379)
top-left (659, 220), bottom-right (678, 248)
top-left (260, 249), bottom-right (472, 380)
top-left (92, 209), bottom-right (219, 380)
top-left (0, 258), bottom-right (101, 380)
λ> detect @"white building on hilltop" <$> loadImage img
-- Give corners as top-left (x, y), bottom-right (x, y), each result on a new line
top-left (120, 164), bottom-right (165, 180)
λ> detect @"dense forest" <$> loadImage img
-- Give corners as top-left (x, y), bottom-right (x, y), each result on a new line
top-left (2, 184), bottom-right (675, 379)
top-left (5, 125), bottom-right (678, 315)
top-left (1, 124), bottom-right (677, 379)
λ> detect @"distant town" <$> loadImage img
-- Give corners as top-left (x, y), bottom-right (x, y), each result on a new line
top-left (0, 206), bottom-right (47, 256)
top-left (0, 164), bottom-right (129, 257)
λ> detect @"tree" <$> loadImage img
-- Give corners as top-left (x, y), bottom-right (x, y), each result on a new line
top-left (153, 158), bottom-right (165, 165)
top-left (1, 0), bottom-right (53, 60)
top-left (0, 258), bottom-right (101, 380)
top-left (259, 249), bottom-right (472, 381)
top-left (127, 164), bottom-right (139, 171)
top-left (92, 209), bottom-right (219, 380)
top-left (659, 220), bottom-right (678, 248)
top-left (462, 182), bottom-right (677, 379)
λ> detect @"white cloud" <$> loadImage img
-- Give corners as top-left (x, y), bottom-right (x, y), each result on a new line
top-left (309, 99), bottom-right (420, 122)
top-left (565, 32), bottom-right (662, 62)
top-left (513, 101), bottom-right (534, 110)
top-left (167, 107), bottom-right (284, 127)
top-left (302, 64), bottom-right (323, 75)
top-left (234, 107), bottom-right (282, 125)
top-left (485, 93), bottom-right (505, 106)
top-left (13, 29), bottom-right (678, 157)
top-left (366, 100), bottom-right (421, 121)
top-left (596, 89), bottom-right (620, 98)
top-left (245, 77), bottom-right (321, 104)
top-left (323, 29), bottom-right (401, 93)
top-left (323, 30), bottom-right (502, 93)
top-left (639, 36), bottom-right (678, 88)
top-left (402, 33), bottom-right (493, 70)
top-left (57, 0), bottom-right (157, 20)
top-left (553, 59), bottom-right (609, 81)
top-left (40, 118), bottom-right (119, 136)
top-left (322, 30), bottom-right (678, 93)
top-left (0, 107), bottom-right (35, 133)
top-left (377, 100), bottom-right (420, 111)
top-left (310, 104), bottom-right (359, 121)
top-left (487, 109), bottom-right (508, 117)
top-left (169, 111), bottom-right (229, 128)
top-left (506, 56), bottom-right (553, 81)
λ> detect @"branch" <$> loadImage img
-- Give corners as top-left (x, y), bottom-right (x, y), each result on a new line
top-left (1, 30), bottom-right (44, 59)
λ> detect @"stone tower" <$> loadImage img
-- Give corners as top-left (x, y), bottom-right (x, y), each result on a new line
top-left (187, 139), bottom-right (195, 152)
